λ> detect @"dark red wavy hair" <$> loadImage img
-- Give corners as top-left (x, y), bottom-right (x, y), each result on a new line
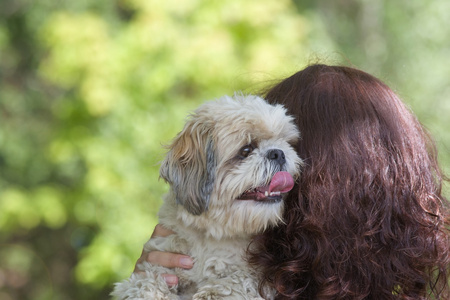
top-left (249, 64), bottom-right (450, 299)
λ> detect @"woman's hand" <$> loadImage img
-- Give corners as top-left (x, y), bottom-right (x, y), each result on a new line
top-left (133, 224), bottom-right (193, 286)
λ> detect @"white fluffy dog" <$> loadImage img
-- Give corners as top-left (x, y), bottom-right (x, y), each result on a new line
top-left (112, 95), bottom-right (301, 299)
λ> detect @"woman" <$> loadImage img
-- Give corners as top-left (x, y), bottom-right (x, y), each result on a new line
top-left (136, 64), bottom-right (450, 299)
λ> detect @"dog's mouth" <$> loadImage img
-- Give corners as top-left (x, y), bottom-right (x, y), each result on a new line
top-left (237, 171), bottom-right (294, 203)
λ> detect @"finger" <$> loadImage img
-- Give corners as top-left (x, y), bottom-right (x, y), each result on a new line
top-left (134, 272), bottom-right (179, 287)
top-left (151, 224), bottom-right (176, 238)
top-left (162, 274), bottom-right (178, 286)
top-left (146, 251), bottom-right (193, 269)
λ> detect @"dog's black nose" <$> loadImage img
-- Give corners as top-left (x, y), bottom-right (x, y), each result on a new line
top-left (267, 149), bottom-right (286, 166)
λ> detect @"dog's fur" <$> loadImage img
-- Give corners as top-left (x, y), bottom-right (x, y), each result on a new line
top-left (112, 95), bottom-right (301, 299)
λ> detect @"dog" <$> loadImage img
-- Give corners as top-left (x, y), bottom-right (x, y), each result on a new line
top-left (112, 94), bottom-right (301, 299)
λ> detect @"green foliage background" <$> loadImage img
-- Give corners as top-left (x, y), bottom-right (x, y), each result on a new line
top-left (0, 0), bottom-right (449, 299)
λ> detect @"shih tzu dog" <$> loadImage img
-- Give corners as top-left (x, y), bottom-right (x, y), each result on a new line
top-left (112, 94), bottom-right (301, 299)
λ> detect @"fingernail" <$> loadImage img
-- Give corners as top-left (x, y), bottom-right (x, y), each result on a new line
top-left (163, 275), bottom-right (178, 286)
top-left (180, 256), bottom-right (193, 268)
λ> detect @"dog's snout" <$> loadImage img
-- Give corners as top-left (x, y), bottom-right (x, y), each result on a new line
top-left (267, 149), bottom-right (286, 166)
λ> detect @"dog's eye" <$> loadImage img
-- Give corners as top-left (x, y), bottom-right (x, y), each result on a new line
top-left (239, 144), bottom-right (254, 158)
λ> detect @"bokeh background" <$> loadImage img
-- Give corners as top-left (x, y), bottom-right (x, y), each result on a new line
top-left (1, 0), bottom-right (449, 299)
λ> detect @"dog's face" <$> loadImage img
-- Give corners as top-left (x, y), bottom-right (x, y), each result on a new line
top-left (160, 95), bottom-right (301, 239)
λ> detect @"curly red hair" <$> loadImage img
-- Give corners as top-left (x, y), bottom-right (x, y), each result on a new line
top-left (249, 64), bottom-right (450, 299)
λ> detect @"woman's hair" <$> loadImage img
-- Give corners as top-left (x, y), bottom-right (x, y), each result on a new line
top-left (249, 64), bottom-right (450, 299)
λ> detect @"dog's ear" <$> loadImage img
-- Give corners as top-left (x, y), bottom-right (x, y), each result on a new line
top-left (160, 120), bottom-right (217, 215)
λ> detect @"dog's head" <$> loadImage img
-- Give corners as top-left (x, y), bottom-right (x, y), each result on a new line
top-left (160, 94), bottom-right (301, 238)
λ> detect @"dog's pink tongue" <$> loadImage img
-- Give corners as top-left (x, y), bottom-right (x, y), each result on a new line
top-left (269, 171), bottom-right (294, 193)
